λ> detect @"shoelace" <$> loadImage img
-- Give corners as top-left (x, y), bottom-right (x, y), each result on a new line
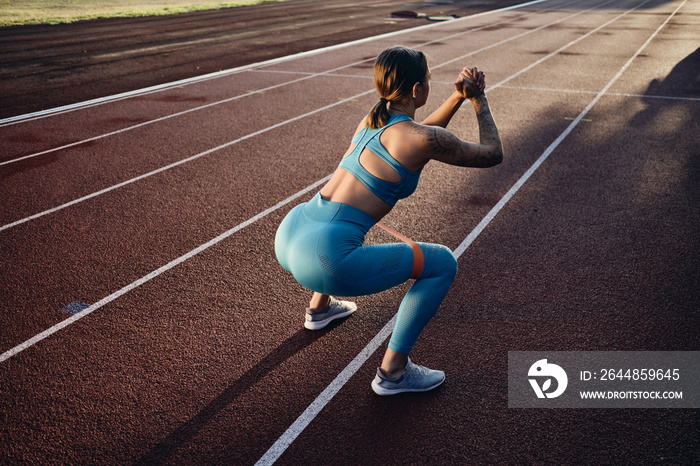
top-left (405, 362), bottom-right (429, 379)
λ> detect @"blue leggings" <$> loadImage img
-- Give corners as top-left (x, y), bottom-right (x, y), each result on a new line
top-left (275, 193), bottom-right (458, 353)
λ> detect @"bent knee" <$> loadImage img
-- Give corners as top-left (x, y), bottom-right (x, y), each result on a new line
top-left (440, 246), bottom-right (459, 280)
top-left (419, 243), bottom-right (458, 281)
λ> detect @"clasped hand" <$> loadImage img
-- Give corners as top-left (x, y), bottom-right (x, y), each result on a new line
top-left (454, 66), bottom-right (486, 99)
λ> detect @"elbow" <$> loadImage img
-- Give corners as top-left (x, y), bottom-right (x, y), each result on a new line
top-left (494, 149), bottom-right (504, 166)
top-left (490, 146), bottom-right (503, 166)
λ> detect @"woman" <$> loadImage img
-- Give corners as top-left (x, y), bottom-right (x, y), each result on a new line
top-left (275, 46), bottom-right (502, 395)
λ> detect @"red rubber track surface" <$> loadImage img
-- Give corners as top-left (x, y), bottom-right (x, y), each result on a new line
top-left (1, 0), bottom-right (698, 464)
top-left (0, 0), bottom-right (525, 120)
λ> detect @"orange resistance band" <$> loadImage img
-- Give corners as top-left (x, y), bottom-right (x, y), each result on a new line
top-left (376, 222), bottom-right (424, 279)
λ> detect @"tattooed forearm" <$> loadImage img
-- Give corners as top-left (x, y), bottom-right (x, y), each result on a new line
top-left (417, 94), bottom-right (502, 168)
top-left (473, 96), bottom-right (499, 141)
top-left (472, 95), bottom-right (502, 166)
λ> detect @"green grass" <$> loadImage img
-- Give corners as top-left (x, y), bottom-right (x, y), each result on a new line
top-left (0, 0), bottom-right (286, 27)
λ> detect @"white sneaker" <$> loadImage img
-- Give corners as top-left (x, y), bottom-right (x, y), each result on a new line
top-left (304, 297), bottom-right (357, 330)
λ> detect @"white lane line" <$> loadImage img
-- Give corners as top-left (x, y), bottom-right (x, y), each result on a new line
top-left (0, 67), bottom-right (247, 128)
top-left (0, 91), bottom-right (372, 233)
top-left (258, 313), bottom-right (399, 464)
top-left (0, 0), bottom-right (558, 167)
top-left (255, 0), bottom-right (687, 463)
top-left (499, 84), bottom-right (700, 102)
top-left (430, 0), bottom-right (615, 73)
top-left (0, 0), bottom-right (599, 231)
top-left (0, 0), bottom-right (550, 128)
top-left (0, 0), bottom-right (640, 361)
top-left (0, 60), bottom-right (372, 168)
top-left (0, 174), bottom-right (332, 364)
top-left (484, 0), bottom-right (654, 93)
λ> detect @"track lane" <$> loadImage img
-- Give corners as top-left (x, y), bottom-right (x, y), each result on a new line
top-left (0, 0), bottom-right (697, 464)
top-left (261, 1), bottom-right (696, 463)
top-left (1, 0), bottom-right (601, 351)
top-left (268, 1), bottom-right (699, 464)
top-left (3, 0), bottom-right (541, 120)
top-left (1, 0), bottom-right (634, 355)
top-left (0, 0), bottom-right (577, 222)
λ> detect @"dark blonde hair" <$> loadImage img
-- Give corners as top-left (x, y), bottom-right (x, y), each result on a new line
top-left (366, 46), bottom-right (430, 129)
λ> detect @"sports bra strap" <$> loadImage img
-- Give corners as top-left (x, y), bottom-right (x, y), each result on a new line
top-left (340, 113), bottom-right (420, 207)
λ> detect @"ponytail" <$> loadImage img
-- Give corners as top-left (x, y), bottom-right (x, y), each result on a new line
top-left (366, 97), bottom-right (391, 129)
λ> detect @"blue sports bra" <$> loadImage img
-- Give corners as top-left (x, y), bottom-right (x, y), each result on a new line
top-left (337, 113), bottom-right (423, 206)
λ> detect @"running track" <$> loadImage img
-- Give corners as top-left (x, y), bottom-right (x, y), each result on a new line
top-left (1, 0), bottom-right (698, 464)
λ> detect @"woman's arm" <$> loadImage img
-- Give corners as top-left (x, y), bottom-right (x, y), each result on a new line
top-left (420, 93), bottom-right (503, 168)
top-left (420, 91), bottom-right (465, 128)
top-left (421, 67), bottom-right (485, 128)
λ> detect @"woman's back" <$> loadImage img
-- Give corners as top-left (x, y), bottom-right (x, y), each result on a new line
top-left (320, 114), bottom-right (431, 221)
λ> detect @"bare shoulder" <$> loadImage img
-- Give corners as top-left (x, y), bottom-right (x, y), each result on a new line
top-left (350, 118), bottom-right (368, 137)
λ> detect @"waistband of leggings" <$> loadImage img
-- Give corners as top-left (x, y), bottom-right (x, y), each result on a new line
top-left (303, 192), bottom-right (377, 229)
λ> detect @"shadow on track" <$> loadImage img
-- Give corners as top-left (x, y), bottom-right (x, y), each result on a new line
top-left (133, 325), bottom-right (336, 465)
top-left (638, 47), bottom-right (699, 99)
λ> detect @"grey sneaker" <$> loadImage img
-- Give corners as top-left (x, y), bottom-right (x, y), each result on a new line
top-left (371, 358), bottom-right (445, 395)
top-left (304, 297), bottom-right (357, 330)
